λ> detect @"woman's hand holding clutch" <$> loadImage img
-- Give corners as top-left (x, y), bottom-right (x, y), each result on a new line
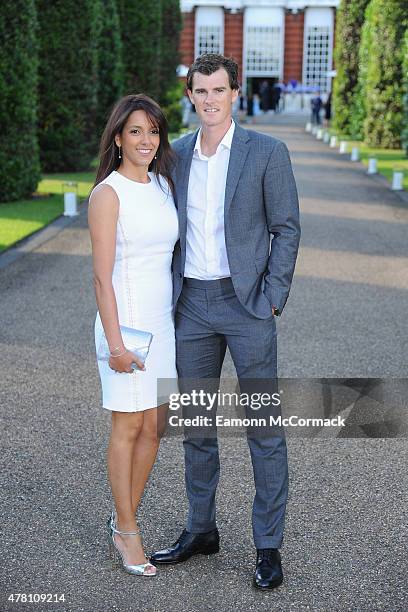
top-left (109, 350), bottom-right (145, 373)
top-left (98, 325), bottom-right (153, 373)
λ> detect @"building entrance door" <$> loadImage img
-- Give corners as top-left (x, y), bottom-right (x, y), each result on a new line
top-left (247, 77), bottom-right (280, 112)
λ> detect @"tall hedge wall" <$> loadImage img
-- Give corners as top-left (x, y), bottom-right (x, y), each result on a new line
top-left (159, 0), bottom-right (182, 102)
top-left (96, 0), bottom-right (124, 137)
top-left (118, 0), bottom-right (162, 100)
top-left (349, 1), bottom-right (374, 140)
top-left (332, 0), bottom-right (370, 136)
top-left (159, 0), bottom-right (183, 133)
top-left (0, 1), bottom-right (40, 202)
top-left (363, 0), bottom-right (408, 148)
top-left (37, 0), bottom-right (101, 172)
top-left (402, 28), bottom-right (408, 155)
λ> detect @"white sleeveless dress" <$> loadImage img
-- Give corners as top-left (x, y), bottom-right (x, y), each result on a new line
top-left (91, 170), bottom-right (179, 412)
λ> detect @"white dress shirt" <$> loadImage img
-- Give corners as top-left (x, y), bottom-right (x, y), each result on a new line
top-left (184, 120), bottom-right (235, 280)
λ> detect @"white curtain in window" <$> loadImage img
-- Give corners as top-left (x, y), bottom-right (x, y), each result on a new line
top-left (303, 8), bottom-right (334, 93)
top-left (195, 6), bottom-right (224, 58)
top-left (244, 7), bottom-right (284, 78)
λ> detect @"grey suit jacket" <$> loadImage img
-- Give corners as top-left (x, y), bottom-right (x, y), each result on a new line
top-left (171, 123), bottom-right (301, 319)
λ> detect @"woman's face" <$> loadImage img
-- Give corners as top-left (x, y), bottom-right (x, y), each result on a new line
top-left (115, 110), bottom-right (160, 168)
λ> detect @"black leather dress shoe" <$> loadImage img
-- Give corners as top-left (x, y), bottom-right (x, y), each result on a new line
top-left (253, 548), bottom-right (283, 590)
top-left (150, 528), bottom-right (220, 565)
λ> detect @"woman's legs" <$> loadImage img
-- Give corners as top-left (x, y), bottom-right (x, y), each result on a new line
top-left (108, 411), bottom-right (149, 566)
top-left (130, 404), bottom-right (169, 514)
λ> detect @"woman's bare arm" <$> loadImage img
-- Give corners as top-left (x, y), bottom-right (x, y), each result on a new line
top-left (88, 184), bottom-right (124, 351)
top-left (88, 184), bottom-right (143, 372)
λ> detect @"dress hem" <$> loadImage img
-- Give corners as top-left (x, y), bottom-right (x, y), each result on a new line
top-left (101, 403), bottom-right (160, 413)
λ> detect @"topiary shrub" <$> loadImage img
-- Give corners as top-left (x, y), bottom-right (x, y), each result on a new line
top-left (96, 0), bottom-right (124, 138)
top-left (332, 0), bottom-right (370, 137)
top-left (0, 1), bottom-right (41, 202)
top-left (161, 82), bottom-right (183, 134)
top-left (363, 0), bottom-right (408, 148)
top-left (402, 28), bottom-right (408, 156)
top-left (118, 0), bottom-right (162, 100)
top-left (37, 0), bottom-right (101, 172)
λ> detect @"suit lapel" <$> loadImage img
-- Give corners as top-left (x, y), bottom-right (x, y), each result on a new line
top-left (176, 130), bottom-right (197, 256)
top-left (224, 124), bottom-right (250, 217)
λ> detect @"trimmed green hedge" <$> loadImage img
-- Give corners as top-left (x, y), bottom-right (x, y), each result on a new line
top-left (96, 0), bottom-right (124, 138)
top-left (349, 1), bottom-right (374, 140)
top-left (0, 1), bottom-right (41, 202)
top-left (159, 0), bottom-right (182, 101)
top-left (402, 29), bottom-right (408, 155)
top-left (332, 0), bottom-right (370, 137)
top-left (0, 0), bottom-right (183, 198)
top-left (159, 0), bottom-right (182, 133)
top-left (37, 0), bottom-right (101, 172)
top-left (363, 0), bottom-right (408, 149)
top-left (118, 0), bottom-right (162, 100)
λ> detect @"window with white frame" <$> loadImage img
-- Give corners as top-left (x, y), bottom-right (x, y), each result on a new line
top-left (303, 8), bottom-right (334, 93)
top-left (244, 8), bottom-right (284, 78)
top-left (246, 26), bottom-right (281, 75)
top-left (195, 7), bottom-right (224, 57)
top-left (197, 25), bottom-right (222, 55)
top-left (304, 26), bottom-right (331, 91)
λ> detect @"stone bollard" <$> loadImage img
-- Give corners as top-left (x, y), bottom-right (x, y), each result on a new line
top-left (63, 182), bottom-right (79, 217)
top-left (323, 131), bottom-right (330, 144)
top-left (339, 141), bottom-right (348, 154)
top-left (367, 158), bottom-right (377, 174)
top-left (317, 129), bottom-right (323, 140)
top-left (330, 136), bottom-right (337, 148)
top-left (311, 125), bottom-right (318, 135)
top-left (305, 122), bottom-right (312, 132)
top-left (351, 147), bottom-right (360, 161)
top-left (392, 171), bottom-right (404, 191)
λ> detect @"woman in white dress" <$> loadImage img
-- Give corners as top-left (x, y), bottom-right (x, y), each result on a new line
top-left (88, 94), bottom-right (179, 576)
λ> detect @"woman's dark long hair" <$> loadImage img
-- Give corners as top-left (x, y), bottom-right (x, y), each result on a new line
top-left (93, 94), bottom-right (176, 196)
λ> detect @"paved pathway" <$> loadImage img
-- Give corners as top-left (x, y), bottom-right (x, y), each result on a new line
top-left (1, 117), bottom-right (407, 611)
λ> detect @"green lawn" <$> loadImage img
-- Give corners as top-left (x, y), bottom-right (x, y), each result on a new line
top-left (39, 171), bottom-right (95, 198)
top-left (0, 194), bottom-right (63, 252)
top-left (343, 142), bottom-right (407, 189)
top-left (0, 170), bottom-right (96, 253)
top-left (327, 131), bottom-right (408, 189)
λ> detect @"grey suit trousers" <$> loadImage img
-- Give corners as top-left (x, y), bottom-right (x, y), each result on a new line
top-left (176, 277), bottom-right (288, 549)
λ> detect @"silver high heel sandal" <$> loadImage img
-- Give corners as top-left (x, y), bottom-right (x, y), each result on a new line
top-left (108, 522), bottom-right (157, 576)
top-left (107, 511), bottom-right (115, 538)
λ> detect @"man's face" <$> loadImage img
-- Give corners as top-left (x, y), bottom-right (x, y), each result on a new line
top-left (187, 68), bottom-right (239, 128)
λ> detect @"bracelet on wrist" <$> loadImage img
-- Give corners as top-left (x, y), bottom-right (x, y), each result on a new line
top-left (110, 348), bottom-right (127, 358)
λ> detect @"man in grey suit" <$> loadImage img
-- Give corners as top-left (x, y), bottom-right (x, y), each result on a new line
top-left (151, 54), bottom-right (300, 590)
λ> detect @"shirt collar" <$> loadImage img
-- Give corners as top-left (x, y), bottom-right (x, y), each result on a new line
top-left (194, 119), bottom-right (236, 159)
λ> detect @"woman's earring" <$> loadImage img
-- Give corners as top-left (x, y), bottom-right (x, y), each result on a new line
top-left (154, 154), bottom-right (158, 160)
top-left (118, 145), bottom-right (121, 159)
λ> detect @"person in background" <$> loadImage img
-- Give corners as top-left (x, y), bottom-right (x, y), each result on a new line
top-left (273, 85), bottom-right (281, 113)
top-left (246, 92), bottom-right (254, 123)
top-left (324, 91), bottom-right (332, 128)
top-left (260, 79), bottom-right (270, 113)
top-left (311, 91), bottom-right (323, 125)
top-left (253, 93), bottom-right (261, 117)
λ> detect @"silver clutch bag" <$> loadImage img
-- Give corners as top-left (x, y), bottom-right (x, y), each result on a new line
top-left (97, 325), bottom-right (153, 367)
